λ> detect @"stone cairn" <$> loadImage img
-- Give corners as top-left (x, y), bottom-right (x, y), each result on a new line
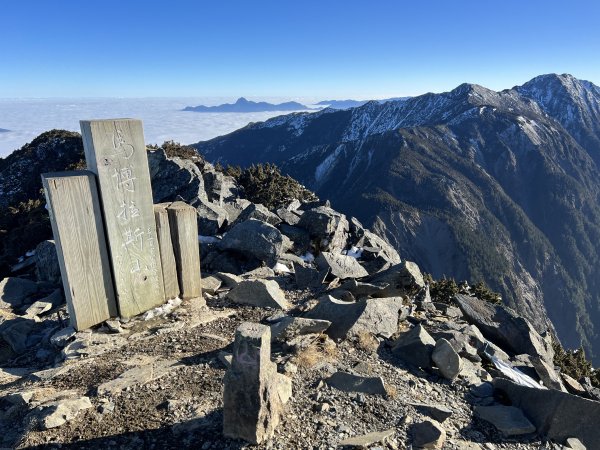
top-left (42, 119), bottom-right (202, 329)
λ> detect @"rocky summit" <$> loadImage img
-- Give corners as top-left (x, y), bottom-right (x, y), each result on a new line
top-left (193, 73), bottom-right (600, 364)
top-left (1, 143), bottom-right (599, 449)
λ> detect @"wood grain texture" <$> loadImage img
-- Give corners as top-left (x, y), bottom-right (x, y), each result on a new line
top-left (167, 201), bottom-right (202, 299)
top-left (42, 171), bottom-right (117, 330)
top-left (80, 119), bottom-right (165, 317)
top-left (154, 203), bottom-right (180, 299)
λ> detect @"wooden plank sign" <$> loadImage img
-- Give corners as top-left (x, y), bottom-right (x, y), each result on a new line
top-left (154, 203), bottom-right (180, 300)
top-left (80, 119), bottom-right (165, 317)
top-left (167, 201), bottom-right (202, 299)
top-left (42, 171), bottom-right (117, 330)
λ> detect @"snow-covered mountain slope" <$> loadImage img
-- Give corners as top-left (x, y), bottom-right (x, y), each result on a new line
top-left (194, 74), bottom-right (600, 363)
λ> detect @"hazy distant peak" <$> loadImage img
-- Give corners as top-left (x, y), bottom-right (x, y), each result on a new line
top-left (0, 128), bottom-right (9, 133)
top-left (183, 98), bottom-right (313, 113)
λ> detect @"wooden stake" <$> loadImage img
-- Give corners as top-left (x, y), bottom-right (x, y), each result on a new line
top-left (167, 201), bottom-right (202, 299)
top-left (154, 203), bottom-right (180, 299)
top-left (42, 171), bottom-right (117, 330)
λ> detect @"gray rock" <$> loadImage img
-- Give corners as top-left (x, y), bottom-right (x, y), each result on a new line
top-left (241, 266), bottom-right (275, 279)
top-left (356, 229), bottom-right (401, 266)
top-left (202, 168), bottom-right (239, 205)
top-left (347, 297), bottom-right (406, 339)
top-left (530, 355), bottom-right (566, 391)
top-left (315, 252), bottom-right (368, 280)
top-left (97, 359), bottom-right (180, 396)
top-left (293, 263), bottom-right (328, 289)
top-left (326, 371), bottom-right (386, 395)
top-left (410, 403), bottom-right (453, 423)
top-left (470, 382), bottom-right (494, 398)
top-left (332, 279), bottom-right (389, 299)
top-left (474, 405), bottom-right (536, 436)
top-left (411, 420), bottom-right (446, 449)
top-left (215, 272), bottom-right (242, 288)
top-left (338, 428), bottom-right (395, 448)
top-left (33, 396), bottom-right (93, 429)
top-left (493, 377), bottom-right (600, 448)
top-left (0, 277), bottom-right (38, 309)
top-left (454, 294), bottom-right (554, 366)
top-left (276, 207), bottom-right (301, 226)
top-left (232, 203), bottom-right (281, 227)
top-left (220, 219), bottom-right (284, 267)
top-left (195, 197), bottom-right (229, 235)
top-left (269, 316), bottom-right (331, 342)
top-left (367, 261), bottom-right (425, 297)
top-left (223, 322), bottom-right (291, 444)
top-left (297, 206), bottom-right (349, 252)
top-left (35, 240), bottom-right (60, 284)
top-left (279, 224), bottom-right (312, 254)
top-left (432, 338), bottom-right (463, 380)
top-left (201, 275), bottom-right (222, 295)
top-left (0, 318), bottom-right (36, 353)
top-left (392, 324), bottom-right (436, 369)
top-left (304, 295), bottom-right (404, 340)
top-left (561, 373), bottom-right (587, 395)
top-left (50, 326), bottom-right (76, 347)
top-left (226, 279), bottom-right (289, 309)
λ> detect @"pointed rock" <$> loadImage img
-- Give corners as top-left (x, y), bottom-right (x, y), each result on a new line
top-left (432, 338), bottom-right (463, 380)
top-left (392, 324), bottom-right (435, 369)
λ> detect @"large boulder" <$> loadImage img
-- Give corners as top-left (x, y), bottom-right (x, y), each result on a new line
top-left (432, 338), bottom-right (463, 380)
top-left (493, 378), bottom-right (600, 448)
top-left (454, 294), bottom-right (554, 365)
top-left (297, 206), bottom-right (349, 252)
top-left (148, 149), bottom-right (207, 204)
top-left (473, 405), bottom-right (536, 436)
top-left (220, 219), bottom-right (284, 267)
top-left (304, 295), bottom-right (405, 340)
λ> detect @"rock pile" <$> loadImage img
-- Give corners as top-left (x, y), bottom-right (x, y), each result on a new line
top-left (0, 149), bottom-right (599, 449)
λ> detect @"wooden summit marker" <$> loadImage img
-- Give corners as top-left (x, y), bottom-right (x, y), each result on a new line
top-left (42, 171), bottom-right (117, 330)
top-left (81, 119), bottom-right (165, 317)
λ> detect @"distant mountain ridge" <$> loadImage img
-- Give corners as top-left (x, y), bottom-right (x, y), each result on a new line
top-left (194, 73), bottom-right (600, 363)
top-left (183, 97), bottom-right (312, 113)
top-left (317, 97), bottom-right (411, 110)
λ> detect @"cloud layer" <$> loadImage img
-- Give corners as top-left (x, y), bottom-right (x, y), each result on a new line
top-left (0, 98), bottom-right (311, 157)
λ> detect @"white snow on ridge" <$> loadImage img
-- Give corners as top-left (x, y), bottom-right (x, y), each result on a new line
top-left (315, 144), bottom-right (344, 183)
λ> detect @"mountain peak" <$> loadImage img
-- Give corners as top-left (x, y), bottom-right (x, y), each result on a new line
top-left (236, 97), bottom-right (249, 103)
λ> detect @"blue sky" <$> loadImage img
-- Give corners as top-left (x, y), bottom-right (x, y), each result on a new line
top-left (2, 0), bottom-right (599, 98)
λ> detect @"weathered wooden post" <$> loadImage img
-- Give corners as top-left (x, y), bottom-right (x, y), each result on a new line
top-left (167, 201), bottom-right (202, 299)
top-left (154, 203), bottom-right (180, 299)
top-left (80, 119), bottom-right (165, 317)
top-left (42, 171), bottom-right (117, 330)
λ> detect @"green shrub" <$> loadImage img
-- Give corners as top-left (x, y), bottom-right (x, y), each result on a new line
top-left (553, 340), bottom-right (599, 385)
top-left (225, 163), bottom-right (318, 210)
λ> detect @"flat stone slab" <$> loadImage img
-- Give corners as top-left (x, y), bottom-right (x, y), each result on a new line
top-left (338, 428), bottom-right (394, 447)
top-left (326, 371), bottom-right (386, 396)
top-left (410, 403), bottom-right (453, 423)
top-left (97, 359), bottom-right (180, 396)
top-left (474, 405), bottom-right (536, 436)
top-left (226, 279), bottom-right (289, 309)
top-left (315, 252), bottom-right (368, 280)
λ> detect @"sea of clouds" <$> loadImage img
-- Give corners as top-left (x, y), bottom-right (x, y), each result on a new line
top-left (0, 97), bottom-right (319, 158)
